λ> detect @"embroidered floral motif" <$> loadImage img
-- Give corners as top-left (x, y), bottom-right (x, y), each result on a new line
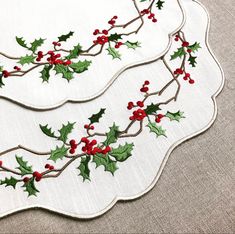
top-left (0, 0), bottom-right (165, 87)
top-left (0, 31), bottom-right (201, 196)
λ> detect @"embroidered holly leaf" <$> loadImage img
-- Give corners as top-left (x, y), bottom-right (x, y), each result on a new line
top-left (18, 55), bottom-right (36, 65)
top-left (147, 122), bottom-right (167, 137)
top-left (107, 46), bottom-right (121, 60)
top-left (39, 124), bottom-right (56, 138)
top-left (187, 42), bottom-right (201, 53)
top-left (54, 64), bottom-right (73, 81)
top-left (145, 103), bottom-right (161, 115)
top-left (103, 123), bottom-right (119, 146)
top-left (108, 33), bottom-right (122, 42)
top-left (58, 31), bottom-right (74, 42)
top-left (170, 47), bottom-right (186, 60)
top-left (69, 60), bottom-right (92, 73)
top-left (66, 44), bottom-right (82, 60)
top-left (188, 55), bottom-right (197, 67)
top-left (165, 111), bottom-right (185, 122)
top-left (23, 178), bottom-right (39, 197)
top-left (124, 41), bottom-right (141, 50)
top-left (89, 108), bottom-right (106, 124)
top-left (58, 122), bottom-right (76, 143)
top-left (29, 38), bottom-right (45, 53)
top-left (109, 143), bottom-right (134, 162)
top-left (15, 156), bottom-right (33, 176)
top-left (40, 65), bottom-right (53, 82)
top-left (93, 154), bottom-right (118, 175)
top-left (156, 0), bottom-right (165, 10)
top-left (0, 177), bottom-right (18, 189)
top-left (16, 37), bottom-right (28, 49)
top-left (49, 145), bottom-right (69, 162)
top-left (78, 157), bottom-right (91, 181)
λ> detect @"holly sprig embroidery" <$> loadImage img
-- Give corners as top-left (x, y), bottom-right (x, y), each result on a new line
top-left (0, 0), bottom-right (165, 87)
top-left (0, 31), bottom-right (201, 197)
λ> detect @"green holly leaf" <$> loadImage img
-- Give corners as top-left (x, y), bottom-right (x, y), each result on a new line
top-left (187, 42), bottom-right (201, 53)
top-left (108, 33), bottom-right (122, 42)
top-left (93, 154), bottom-right (118, 175)
top-left (15, 156), bottom-right (33, 176)
top-left (78, 157), bottom-right (91, 181)
top-left (66, 44), bottom-right (82, 60)
top-left (124, 41), bottom-right (141, 50)
top-left (69, 60), bottom-right (92, 73)
top-left (109, 143), bottom-right (134, 162)
top-left (39, 124), bottom-right (56, 138)
top-left (23, 178), bottom-right (39, 197)
top-left (188, 55), bottom-right (197, 67)
top-left (103, 123), bottom-right (119, 146)
top-left (58, 122), bottom-right (76, 143)
top-left (170, 47), bottom-right (186, 60)
top-left (89, 108), bottom-right (106, 124)
top-left (40, 65), bottom-right (53, 82)
top-left (29, 38), bottom-right (45, 53)
top-left (16, 37), bottom-right (28, 49)
top-left (145, 103), bottom-right (161, 115)
top-left (107, 46), bottom-right (121, 60)
top-left (49, 145), bottom-right (68, 162)
top-left (165, 111), bottom-right (185, 122)
top-left (147, 122), bottom-right (167, 137)
top-left (156, 0), bottom-right (165, 10)
top-left (18, 55), bottom-right (36, 65)
top-left (54, 64), bottom-right (73, 81)
top-left (0, 177), bottom-right (18, 189)
top-left (58, 31), bottom-right (74, 42)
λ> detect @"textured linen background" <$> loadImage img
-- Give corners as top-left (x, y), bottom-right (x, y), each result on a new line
top-left (0, 0), bottom-right (234, 233)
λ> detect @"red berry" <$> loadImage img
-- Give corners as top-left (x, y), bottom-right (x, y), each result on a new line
top-left (182, 41), bottom-right (189, 47)
top-left (0, 161), bottom-right (2, 167)
top-left (69, 148), bottom-right (75, 154)
top-left (45, 164), bottom-right (50, 169)
top-left (90, 125), bottom-right (94, 130)
top-left (49, 165), bottom-right (54, 170)
top-left (185, 73), bottom-right (191, 77)
top-left (157, 114), bottom-right (164, 119)
top-left (137, 101), bottom-right (144, 108)
top-left (113, 16), bottom-right (118, 19)
top-left (91, 139), bottom-right (97, 145)
top-left (152, 18), bottom-right (157, 23)
top-left (81, 137), bottom-right (89, 143)
top-left (23, 177), bottom-right (30, 183)
top-left (187, 49), bottom-right (192, 53)
top-left (183, 76), bottom-right (188, 81)
top-left (155, 118), bottom-right (161, 123)
top-left (102, 30), bottom-right (108, 35)
top-left (189, 79), bottom-right (195, 84)
top-left (70, 139), bottom-right (76, 146)
top-left (144, 80), bottom-right (150, 85)
top-left (140, 87), bottom-right (149, 93)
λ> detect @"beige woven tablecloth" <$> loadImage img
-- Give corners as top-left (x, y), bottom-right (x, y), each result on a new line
top-left (0, 0), bottom-right (234, 233)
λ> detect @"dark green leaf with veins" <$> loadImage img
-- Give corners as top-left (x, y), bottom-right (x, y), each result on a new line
top-left (145, 103), bottom-right (161, 115)
top-left (89, 108), bottom-right (106, 124)
top-left (78, 157), bottom-right (91, 181)
top-left (156, 0), bottom-right (165, 10)
top-left (93, 154), bottom-right (118, 175)
top-left (30, 38), bottom-right (45, 53)
top-left (103, 123), bottom-right (119, 146)
top-left (23, 178), bottom-right (39, 197)
top-left (39, 124), bottom-right (56, 138)
top-left (18, 55), bottom-right (36, 65)
top-left (54, 64), bottom-right (74, 81)
top-left (165, 111), bottom-right (185, 122)
top-left (69, 60), bottom-right (92, 73)
top-left (15, 156), bottom-right (33, 176)
top-left (188, 55), bottom-right (197, 67)
top-left (170, 47), bottom-right (186, 60)
top-left (0, 177), bottom-right (18, 189)
top-left (107, 46), bottom-right (121, 60)
top-left (49, 145), bottom-right (69, 162)
top-left (124, 41), bottom-right (141, 50)
top-left (108, 33), bottom-right (122, 42)
top-left (58, 122), bottom-right (75, 143)
top-left (147, 122), bottom-right (167, 137)
top-left (16, 37), bottom-right (28, 48)
top-left (66, 44), bottom-right (82, 60)
top-left (109, 143), bottom-right (134, 162)
top-left (58, 31), bottom-right (74, 42)
top-left (40, 65), bottom-right (53, 82)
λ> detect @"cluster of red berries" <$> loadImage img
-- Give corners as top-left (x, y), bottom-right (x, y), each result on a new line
top-left (129, 109), bottom-right (147, 121)
top-left (84, 124), bottom-right (95, 131)
top-left (108, 16), bottom-right (118, 26)
top-left (52, 41), bottom-right (61, 47)
top-left (45, 164), bottom-right (55, 170)
top-left (69, 139), bottom-right (78, 154)
top-left (93, 35), bottom-right (109, 45)
top-left (155, 114), bottom-right (164, 123)
top-left (33, 171), bottom-right (42, 182)
top-left (36, 51), bottom-right (44, 62)
top-left (81, 137), bottom-right (111, 155)
top-left (174, 68), bottom-right (184, 75)
top-left (140, 80), bottom-right (150, 93)
top-left (127, 100), bottom-right (144, 110)
top-left (115, 42), bottom-right (123, 49)
top-left (183, 72), bottom-right (195, 84)
top-left (93, 29), bottom-right (109, 36)
top-left (46, 51), bottom-right (72, 66)
top-left (14, 66), bottom-right (21, 71)
top-left (141, 9), bottom-right (157, 23)
top-left (2, 70), bottom-right (10, 78)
